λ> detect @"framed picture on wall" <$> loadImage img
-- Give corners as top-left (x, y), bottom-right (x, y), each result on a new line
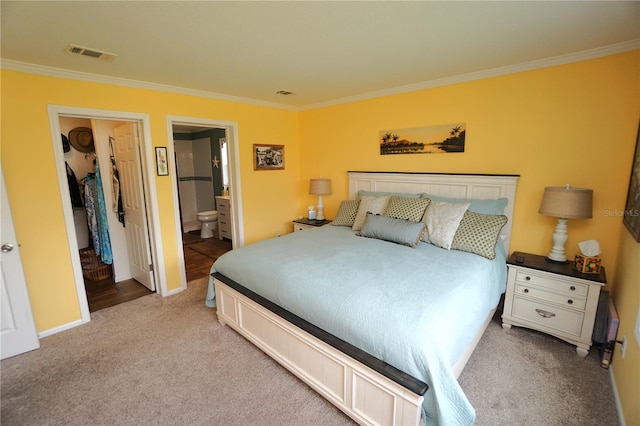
top-left (155, 147), bottom-right (169, 176)
top-left (253, 144), bottom-right (284, 170)
top-left (623, 122), bottom-right (640, 242)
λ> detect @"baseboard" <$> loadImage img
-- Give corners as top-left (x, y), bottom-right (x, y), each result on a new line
top-left (166, 285), bottom-right (186, 297)
top-left (608, 365), bottom-right (626, 426)
top-left (38, 318), bottom-right (85, 338)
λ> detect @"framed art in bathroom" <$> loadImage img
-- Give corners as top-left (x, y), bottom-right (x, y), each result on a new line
top-left (155, 147), bottom-right (169, 176)
top-left (253, 144), bottom-right (284, 170)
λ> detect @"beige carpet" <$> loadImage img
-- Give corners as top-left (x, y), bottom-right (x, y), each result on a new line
top-left (1, 278), bottom-right (618, 425)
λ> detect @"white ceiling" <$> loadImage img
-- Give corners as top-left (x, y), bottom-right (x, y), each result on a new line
top-left (1, 1), bottom-right (639, 109)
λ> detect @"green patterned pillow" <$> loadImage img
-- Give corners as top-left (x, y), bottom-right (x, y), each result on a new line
top-left (384, 196), bottom-right (430, 222)
top-left (331, 199), bottom-right (361, 226)
top-left (451, 211), bottom-right (508, 259)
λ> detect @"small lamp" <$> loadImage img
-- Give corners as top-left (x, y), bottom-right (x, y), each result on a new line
top-left (309, 178), bottom-right (332, 220)
top-left (538, 184), bottom-right (593, 263)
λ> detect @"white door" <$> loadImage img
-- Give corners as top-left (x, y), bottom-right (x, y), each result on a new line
top-left (1, 166), bottom-right (40, 359)
top-left (114, 123), bottom-right (154, 291)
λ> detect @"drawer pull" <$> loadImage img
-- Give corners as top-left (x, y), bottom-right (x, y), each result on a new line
top-left (525, 276), bottom-right (531, 281)
top-left (535, 309), bottom-right (556, 319)
top-left (523, 288), bottom-right (529, 293)
top-left (567, 299), bottom-right (573, 305)
top-left (570, 286), bottom-right (576, 291)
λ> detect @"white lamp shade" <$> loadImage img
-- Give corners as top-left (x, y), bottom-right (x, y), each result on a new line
top-left (309, 178), bottom-right (332, 195)
top-left (538, 186), bottom-right (593, 219)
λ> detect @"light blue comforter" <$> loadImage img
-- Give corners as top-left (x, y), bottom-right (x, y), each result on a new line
top-left (207, 225), bottom-right (507, 425)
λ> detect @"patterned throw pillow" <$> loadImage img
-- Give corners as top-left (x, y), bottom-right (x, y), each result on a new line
top-left (331, 199), bottom-right (361, 226)
top-left (358, 214), bottom-right (425, 248)
top-left (352, 196), bottom-right (391, 231)
top-left (451, 211), bottom-right (508, 259)
top-left (421, 201), bottom-right (470, 249)
top-left (384, 196), bottom-right (430, 222)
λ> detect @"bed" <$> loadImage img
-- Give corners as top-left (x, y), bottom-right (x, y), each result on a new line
top-left (207, 172), bottom-right (519, 425)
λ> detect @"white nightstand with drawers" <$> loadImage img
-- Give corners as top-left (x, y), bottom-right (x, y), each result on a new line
top-left (502, 251), bottom-right (606, 357)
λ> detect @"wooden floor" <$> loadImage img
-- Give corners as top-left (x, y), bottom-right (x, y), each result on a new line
top-left (84, 231), bottom-right (232, 312)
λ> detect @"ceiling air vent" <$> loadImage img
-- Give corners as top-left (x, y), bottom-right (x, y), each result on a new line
top-left (64, 44), bottom-right (117, 62)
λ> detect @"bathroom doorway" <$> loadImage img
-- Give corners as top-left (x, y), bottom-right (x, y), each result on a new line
top-left (172, 124), bottom-right (232, 281)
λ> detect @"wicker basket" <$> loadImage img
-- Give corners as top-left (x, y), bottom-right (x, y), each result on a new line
top-left (79, 248), bottom-right (113, 281)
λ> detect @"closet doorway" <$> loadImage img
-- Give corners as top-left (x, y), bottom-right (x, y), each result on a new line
top-left (49, 105), bottom-right (168, 325)
top-left (59, 116), bottom-right (153, 312)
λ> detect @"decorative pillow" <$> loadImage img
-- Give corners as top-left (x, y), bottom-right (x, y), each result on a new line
top-left (358, 190), bottom-right (420, 199)
top-left (331, 199), bottom-right (361, 226)
top-left (359, 214), bottom-right (425, 248)
top-left (383, 196), bottom-right (430, 222)
top-left (420, 193), bottom-right (508, 215)
top-left (422, 201), bottom-right (470, 249)
top-left (451, 211), bottom-right (508, 260)
top-left (352, 196), bottom-right (390, 231)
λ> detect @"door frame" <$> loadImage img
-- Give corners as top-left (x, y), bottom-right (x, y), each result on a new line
top-left (166, 117), bottom-right (244, 290)
top-left (48, 105), bottom-right (167, 324)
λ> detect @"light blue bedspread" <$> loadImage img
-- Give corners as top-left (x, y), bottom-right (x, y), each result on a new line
top-left (207, 225), bottom-right (507, 425)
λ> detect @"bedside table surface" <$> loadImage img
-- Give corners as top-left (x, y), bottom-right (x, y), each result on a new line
top-left (508, 251), bottom-right (606, 284)
top-left (292, 218), bottom-right (331, 227)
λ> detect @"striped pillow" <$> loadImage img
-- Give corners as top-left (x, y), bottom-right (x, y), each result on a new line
top-left (358, 214), bottom-right (425, 248)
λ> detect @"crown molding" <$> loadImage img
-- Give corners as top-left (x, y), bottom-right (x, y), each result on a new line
top-left (300, 39), bottom-right (640, 111)
top-left (0, 59), bottom-right (298, 112)
top-left (2, 39), bottom-right (638, 112)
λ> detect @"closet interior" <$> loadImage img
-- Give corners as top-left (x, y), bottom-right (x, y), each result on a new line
top-left (60, 117), bottom-right (151, 312)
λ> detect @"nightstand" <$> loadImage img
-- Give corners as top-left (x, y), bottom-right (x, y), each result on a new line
top-left (292, 218), bottom-right (331, 232)
top-left (502, 251), bottom-right (606, 357)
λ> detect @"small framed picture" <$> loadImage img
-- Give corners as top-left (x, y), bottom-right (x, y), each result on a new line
top-left (253, 144), bottom-right (284, 170)
top-left (155, 147), bottom-right (169, 176)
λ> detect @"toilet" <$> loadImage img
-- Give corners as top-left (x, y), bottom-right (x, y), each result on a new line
top-left (197, 210), bottom-right (218, 239)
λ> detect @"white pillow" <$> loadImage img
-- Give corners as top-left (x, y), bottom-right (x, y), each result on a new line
top-left (352, 196), bottom-right (390, 231)
top-left (422, 201), bottom-right (470, 249)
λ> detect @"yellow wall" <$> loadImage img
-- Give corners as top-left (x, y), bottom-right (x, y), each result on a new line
top-left (1, 70), bottom-right (300, 332)
top-left (612, 229), bottom-right (640, 425)
top-left (299, 51), bottom-right (639, 285)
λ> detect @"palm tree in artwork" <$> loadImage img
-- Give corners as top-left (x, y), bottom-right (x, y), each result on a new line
top-left (450, 126), bottom-right (462, 138)
top-left (382, 132), bottom-right (392, 144)
top-left (392, 134), bottom-right (399, 143)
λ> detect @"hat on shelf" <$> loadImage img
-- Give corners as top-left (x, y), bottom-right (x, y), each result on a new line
top-left (68, 127), bottom-right (95, 153)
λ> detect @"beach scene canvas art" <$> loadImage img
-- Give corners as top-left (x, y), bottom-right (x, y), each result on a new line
top-left (380, 123), bottom-right (466, 155)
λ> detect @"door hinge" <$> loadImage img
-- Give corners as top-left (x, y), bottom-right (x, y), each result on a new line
top-left (149, 263), bottom-right (153, 270)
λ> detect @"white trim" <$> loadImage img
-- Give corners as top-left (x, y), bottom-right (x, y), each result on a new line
top-left (300, 39), bottom-right (640, 110)
top-left (2, 59), bottom-right (297, 112)
top-left (608, 365), bottom-right (627, 426)
top-left (47, 105), bottom-right (168, 331)
top-left (37, 319), bottom-right (84, 339)
top-left (4, 40), bottom-right (638, 111)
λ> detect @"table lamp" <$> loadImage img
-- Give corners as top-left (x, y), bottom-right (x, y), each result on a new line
top-left (538, 184), bottom-right (593, 263)
top-left (309, 178), bottom-right (332, 220)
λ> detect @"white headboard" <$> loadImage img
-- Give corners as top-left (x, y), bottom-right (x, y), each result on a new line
top-left (348, 171), bottom-right (520, 254)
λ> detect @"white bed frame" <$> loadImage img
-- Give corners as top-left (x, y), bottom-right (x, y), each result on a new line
top-left (214, 172), bottom-right (519, 426)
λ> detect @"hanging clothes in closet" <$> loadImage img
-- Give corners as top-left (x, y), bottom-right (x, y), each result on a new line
top-left (109, 137), bottom-right (125, 226)
top-left (84, 160), bottom-right (113, 265)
